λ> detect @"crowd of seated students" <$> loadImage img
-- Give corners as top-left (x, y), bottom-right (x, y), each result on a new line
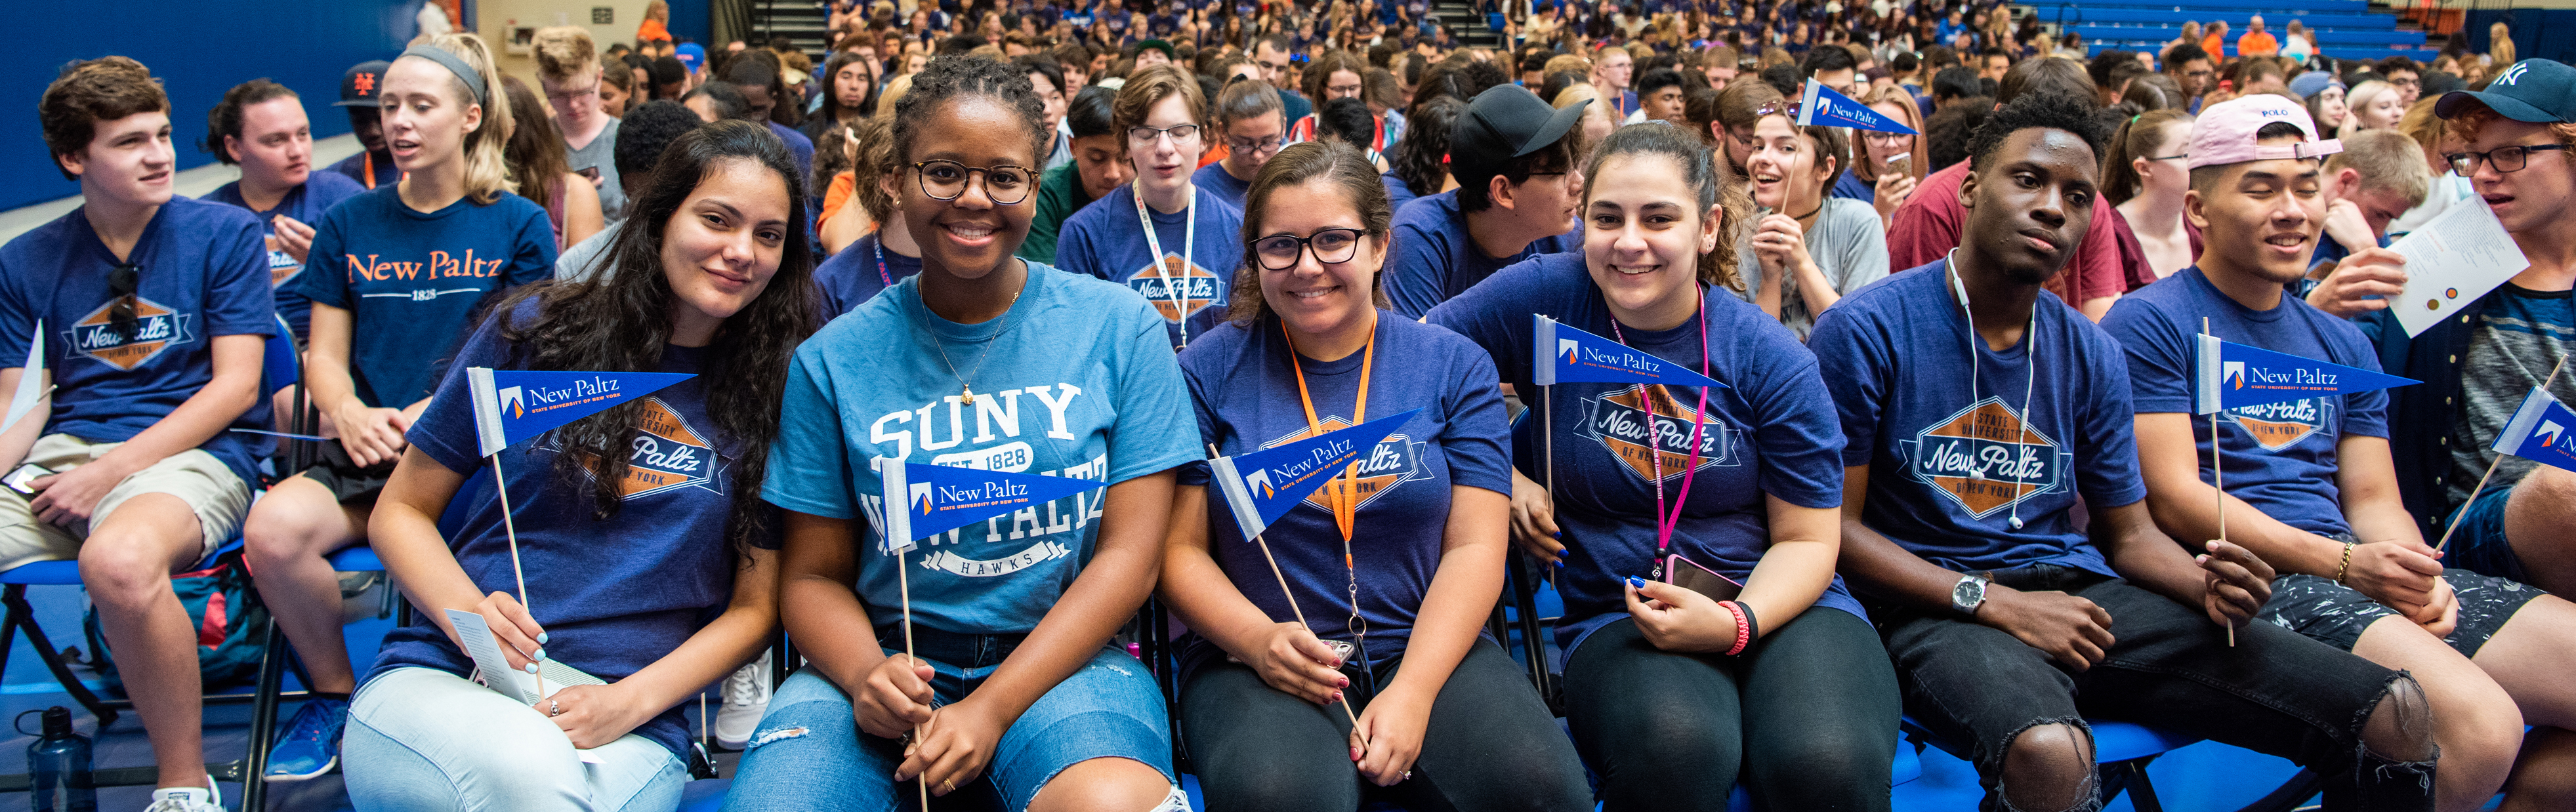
top-left (12, 2), bottom-right (2576, 810)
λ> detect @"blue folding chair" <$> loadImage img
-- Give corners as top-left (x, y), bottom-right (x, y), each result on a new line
top-left (1900, 716), bottom-right (2255, 812)
top-left (0, 316), bottom-right (303, 792)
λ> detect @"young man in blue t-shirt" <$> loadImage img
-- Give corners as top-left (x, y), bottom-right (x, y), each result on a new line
top-left (2112, 94), bottom-right (2576, 811)
top-left (0, 57), bottom-right (277, 812)
top-left (199, 79), bottom-right (367, 343)
top-left (1809, 92), bottom-right (2439, 812)
top-left (1382, 85), bottom-right (1584, 317)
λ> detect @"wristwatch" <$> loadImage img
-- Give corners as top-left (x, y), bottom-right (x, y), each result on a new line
top-left (1951, 572), bottom-right (1991, 616)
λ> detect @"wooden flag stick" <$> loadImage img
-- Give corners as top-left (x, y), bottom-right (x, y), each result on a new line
top-left (2205, 319), bottom-right (2232, 647)
top-left (898, 543), bottom-right (930, 808)
top-left (2438, 354), bottom-right (2571, 552)
top-left (1211, 443), bottom-right (1369, 744)
top-left (1543, 383), bottom-right (1558, 592)
top-left (490, 460), bottom-right (546, 699)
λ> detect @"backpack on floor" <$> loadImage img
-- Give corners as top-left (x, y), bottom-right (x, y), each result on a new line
top-left (79, 547), bottom-right (272, 693)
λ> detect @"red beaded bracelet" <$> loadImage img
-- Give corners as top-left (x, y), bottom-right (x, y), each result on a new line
top-left (1718, 600), bottom-right (1751, 656)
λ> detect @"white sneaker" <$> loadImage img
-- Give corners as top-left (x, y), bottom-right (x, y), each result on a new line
top-left (144, 777), bottom-right (222, 812)
top-left (715, 651), bottom-right (773, 749)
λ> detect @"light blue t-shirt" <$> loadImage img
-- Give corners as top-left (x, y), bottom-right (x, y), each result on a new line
top-left (764, 262), bottom-right (1202, 635)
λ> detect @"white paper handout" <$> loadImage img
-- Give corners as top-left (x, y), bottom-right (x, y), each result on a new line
top-left (2392, 195), bottom-right (2529, 337)
top-left (444, 609), bottom-right (606, 704)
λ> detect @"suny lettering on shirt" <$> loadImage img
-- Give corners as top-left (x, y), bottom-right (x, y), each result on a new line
top-left (859, 382), bottom-right (1111, 575)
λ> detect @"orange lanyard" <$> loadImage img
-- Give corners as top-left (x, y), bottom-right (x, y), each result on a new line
top-left (1281, 315), bottom-right (1377, 550)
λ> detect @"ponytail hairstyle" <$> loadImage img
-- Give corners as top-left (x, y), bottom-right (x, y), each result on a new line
top-left (496, 120), bottom-right (819, 558)
top-left (2099, 108), bottom-right (2191, 206)
top-left (203, 79), bottom-right (298, 164)
top-left (1228, 142), bottom-right (1394, 325)
top-left (1580, 122), bottom-right (1754, 291)
top-left (408, 32), bottom-right (518, 204)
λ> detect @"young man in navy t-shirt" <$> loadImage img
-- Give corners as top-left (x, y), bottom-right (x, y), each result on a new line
top-left (1382, 85), bottom-right (1585, 318)
top-left (324, 60), bottom-right (399, 191)
top-left (0, 57), bottom-right (276, 812)
top-left (2109, 94), bottom-right (2571, 808)
top-left (1808, 92), bottom-right (2440, 812)
top-left (199, 79), bottom-right (367, 342)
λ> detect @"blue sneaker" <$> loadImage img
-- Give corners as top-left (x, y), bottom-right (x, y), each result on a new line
top-left (264, 697), bottom-right (348, 781)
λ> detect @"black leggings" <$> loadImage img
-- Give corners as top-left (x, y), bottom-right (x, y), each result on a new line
top-left (1178, 639), bottom-right (1591, 812)
top-left (1564, 608), bottom-right (1903, 812)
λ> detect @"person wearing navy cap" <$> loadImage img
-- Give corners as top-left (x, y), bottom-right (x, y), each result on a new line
top-left (1381, 85), bottom-right (1585, 317)
top-left (323, 60), bottom-right (398, 190)
top-left (2363, 58), bottom-right (2576, 608)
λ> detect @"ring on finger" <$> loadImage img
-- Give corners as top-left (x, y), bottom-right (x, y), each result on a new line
top-left (548, 699), bottom-right (563, 717)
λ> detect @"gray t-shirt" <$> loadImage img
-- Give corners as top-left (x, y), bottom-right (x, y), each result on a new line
top-left (1735, 196), bottom-right (1891, 340)
top-left (2448, 284), bottom-right (2576, 504)
top-left (566, 116), bottom-right (625, 224)
top-left (556, 220), bottom-right (623, 283)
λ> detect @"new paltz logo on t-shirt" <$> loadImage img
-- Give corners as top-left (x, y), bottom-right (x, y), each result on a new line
top-left (1211, 410), bottom-right (1421, 544)
top-left (585, 397), bottom-right (724, 498)
top-left (66, 296), bottom-right (194, 371)
top-left (344, 248), bottom-right (510, 302)
top-left (1578, 386), bottom-right (1737, 480)
top-left (1259, 416), bottom-right (1428, 513)
top-left (1901, 397), bottom-right (2068, 519)
top-left (1129, 254), bottom-right (1223, 323)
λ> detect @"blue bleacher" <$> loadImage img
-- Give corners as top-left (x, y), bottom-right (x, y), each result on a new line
top-left (2033, 0), bottom-right (2432, 64)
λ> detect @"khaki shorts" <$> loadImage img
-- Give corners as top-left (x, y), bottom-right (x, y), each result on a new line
top-left (0, 434), bottom-right (252, 573)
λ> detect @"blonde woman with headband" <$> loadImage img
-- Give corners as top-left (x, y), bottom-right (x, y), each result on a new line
top-left (243, 33), bottom-right (558, 792)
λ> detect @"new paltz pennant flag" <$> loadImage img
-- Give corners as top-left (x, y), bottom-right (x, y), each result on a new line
top-left (878, 460), bottom-right (1106, 554)
top-left (2192, 336), bottom-right (2417, 415)
top-left (1798, 78), bottom-right (1918, 134)
top-left (2487, 388), bottom-right (2576, 476)
top-left (1210, 409), bottom-right (1423, 542)
top-left (1532, 315), bottom-right (1726, 390)
top-left (467, 368), bottom-right (696, 458)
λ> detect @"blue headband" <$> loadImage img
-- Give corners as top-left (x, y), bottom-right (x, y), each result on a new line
top-left (400, 45), bottom-right (488, 106)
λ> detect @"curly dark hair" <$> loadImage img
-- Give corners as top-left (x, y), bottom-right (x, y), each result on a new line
top-left (1966, 91), bottom-right (2111, 174)
top-left (493, 119), bottom-right (820, 557)
top-left (1390, 94), bottom-right (1462, 198)
top-left (892, 55), bottom-right (1050, 165)
top-left (203, 79), bottom-right (297, 165)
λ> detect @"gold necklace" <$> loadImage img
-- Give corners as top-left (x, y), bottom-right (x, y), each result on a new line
top-left (923, 277), bottom-right (1026, 405)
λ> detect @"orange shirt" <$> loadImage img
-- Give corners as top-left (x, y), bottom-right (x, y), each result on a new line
top-left (637, 18), bottom-right (671, 43)
top-left (2201, 31), bottom-right (2227, 58)
top-left (820, 171), bottom-right (860, 226)
top-left (2237, 31), bottom-right (2279, 56)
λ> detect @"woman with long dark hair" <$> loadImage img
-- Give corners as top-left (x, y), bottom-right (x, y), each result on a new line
top-left (501, 75), bottom-right (605, 249)
top-left (346, 119), bottom-right (816, 811)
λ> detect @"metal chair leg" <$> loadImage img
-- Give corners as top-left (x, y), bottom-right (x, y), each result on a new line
top-left (1506, 552), bottom-right (1554, 712)
top-left (4, 584), bottom-right (117, 727)
top-left (239, 616), bottom-right (291, 812)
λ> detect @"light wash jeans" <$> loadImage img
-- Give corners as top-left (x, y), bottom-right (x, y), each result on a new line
top-left (345, 666), bottom-right (692, 812)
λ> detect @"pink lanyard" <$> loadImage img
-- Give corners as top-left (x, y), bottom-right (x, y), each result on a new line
top-left (1605, 289), bottom-right (1714, 561)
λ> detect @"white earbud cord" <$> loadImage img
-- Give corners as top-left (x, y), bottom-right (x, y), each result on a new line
top-left (1945, 249), bottom-right (2040, 531)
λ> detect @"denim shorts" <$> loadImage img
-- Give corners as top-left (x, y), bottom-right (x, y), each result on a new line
top-left (2441, 484), bottom-right (2532, 585)
top-left (2261, 569), bottom-right (2543, 657)
top-left (721, 640), bottom-right (1174, 812)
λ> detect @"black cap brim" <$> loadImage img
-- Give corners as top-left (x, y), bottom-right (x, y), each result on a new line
top-left (2436, 89), bottom-right (2560, 123)
top-left (1510, 97), bottom-right (1590, 157)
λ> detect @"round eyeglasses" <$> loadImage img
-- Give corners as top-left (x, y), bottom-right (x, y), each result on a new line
top-left (909, 160), bottom-right (1033, 205)
top-left (1253, 228), bottom-right (1367, 270)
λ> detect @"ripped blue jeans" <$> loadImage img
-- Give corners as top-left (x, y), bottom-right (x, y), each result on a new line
top-left (721, 645), bottom-right (1174, 812)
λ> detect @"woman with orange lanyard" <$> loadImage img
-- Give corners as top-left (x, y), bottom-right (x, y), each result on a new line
top-left (1161, 142), bottom-right (1592, 810)
top-left (1426, 124), bottom-right (1900, 811)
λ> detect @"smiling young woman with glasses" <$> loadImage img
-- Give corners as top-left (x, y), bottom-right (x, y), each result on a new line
top-left (1056, 64), bottom-right (1247, 350)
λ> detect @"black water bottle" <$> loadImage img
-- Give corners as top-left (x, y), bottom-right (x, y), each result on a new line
top-left (24, 706), bottom-right (94, 812)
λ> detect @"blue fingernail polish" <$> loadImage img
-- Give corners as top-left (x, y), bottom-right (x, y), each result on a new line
top-left (1625, 576), bottom-right (1646, 588)
top-left (537, 632), bottom-right (550, 644)
top-left (525, 662), bottom-right (539, 674)
top-left (533, 648), bottom-right (547, 660)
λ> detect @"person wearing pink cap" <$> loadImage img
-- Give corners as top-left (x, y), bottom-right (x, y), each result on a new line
top-left (2108, 93), bottom-right (2576, 812)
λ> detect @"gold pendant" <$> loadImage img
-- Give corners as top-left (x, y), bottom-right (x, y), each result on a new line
top-left (963, 386), bottom-right (976, 405)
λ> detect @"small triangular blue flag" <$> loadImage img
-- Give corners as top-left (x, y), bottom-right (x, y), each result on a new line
top-left (466, 368), bottom-right (696, 457)
top-left (877, 461), bottom-right (1107, 553)
top-left (1531, 315), bottom-right (1726, 390)
top-left (1797, 78), bottom-right (1917, 134)
top-left (2192, 336), bottom-right (2417, 416)
top-left (2489, 388), bottom-right (2576, 475)
top-left (1210, 409), bottom-right (1422, 542)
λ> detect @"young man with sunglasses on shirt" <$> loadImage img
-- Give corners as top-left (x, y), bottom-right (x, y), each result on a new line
top-left (0, 57), bottom-right (276, 812)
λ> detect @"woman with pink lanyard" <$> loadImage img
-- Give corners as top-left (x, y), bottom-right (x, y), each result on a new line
top-left (1427, 124), bottom-right (1901, 810)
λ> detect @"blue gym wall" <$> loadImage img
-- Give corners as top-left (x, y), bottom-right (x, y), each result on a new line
top-left (2464, 9), bottom-right (2576, 65)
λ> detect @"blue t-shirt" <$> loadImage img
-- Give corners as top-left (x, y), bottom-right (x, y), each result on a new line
top-left (1190, 162), bottom-right (1254, 212)
top-left (369, 298), bottom-right (778, 761)
top-left (1174, 314), bottom-right (1511, 668)
top-left (1382, 173), bottom-right (1419, 214)
top-left (1384, 190), bottom-right (1581, 319)
top-left (2101, 268), bottom-right (2390, 536)
top-left (762, 264), bottom-right (1201, 636)
top-left (1808, 261), bottom-right (2148, 579)
top-left (327, 149), bottom-right (398, 191)
top-left (1829, 169), bottom-right (1875, 205)
top-left (294, 186), bottom-right (558, 409)
top-left (200, 172), bottom-right (369, 340)
top-left (813, 232), bottom-right (923, 319)
top-left (0, 200), bottom-right (277, 487)
top-left (1054, 186), bottom-right (1245, 348)
top-left (1428, 253), bottom-right (1861, 651)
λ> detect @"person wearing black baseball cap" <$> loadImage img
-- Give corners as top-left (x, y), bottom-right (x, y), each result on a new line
top-left (2366, 58), bottom-right (2576, 608)
top-left (1382, 85), bottom-right (1587, 317)
top-left (323, 60), bottom-right (397, 189)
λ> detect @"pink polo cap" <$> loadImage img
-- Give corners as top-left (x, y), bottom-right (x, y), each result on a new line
top-left (2185, 93), bottom-right (2344, 171)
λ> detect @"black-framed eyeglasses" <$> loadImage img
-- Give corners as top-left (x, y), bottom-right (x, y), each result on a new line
top-left (909, 160), bottom-right (1033, 205)
top-left (1227, 135), bottom-right (1285, 153)
top-left (107, 262), bottom-right (139, 340)
top-left (2445, 144), bottom-right (2569, 176)
top-left (1128, 123), bottom-right (1201, 145)
top-left (1253, 228), bottom-right (1368, 270)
